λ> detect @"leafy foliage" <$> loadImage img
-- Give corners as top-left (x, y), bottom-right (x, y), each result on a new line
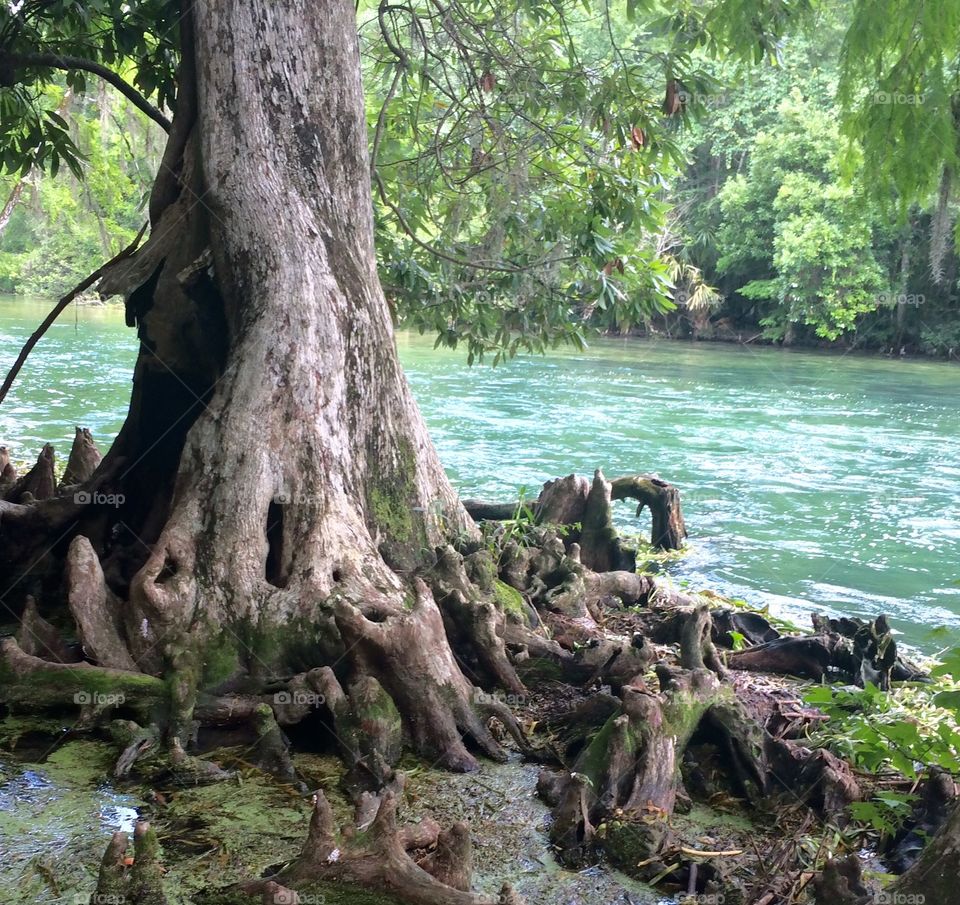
top-left (804, 651), bottom-right (960, 836)
top-left (715, 91), bottom-right (888, 340)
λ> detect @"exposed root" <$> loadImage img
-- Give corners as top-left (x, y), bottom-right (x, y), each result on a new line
top-left (2, 442), bottom-right (55, 503)
top-left (310, 666), bottom-right (402, 788)
top-left (428, 544), bottom-right (525, 695)
top-left (0, 460), bottom-right (945, 905)
top-left (92, 821), bottom-right (169, 905)
top-left (17, 595), bottom-right (79, 662)
top-left (0, 635), bottom-right (166, 716)
top-left (257, 777), bottom-right (525, 905)
top-left (66, 534), bottom-right (139, 670)
top-left (60, 426), bottom-right (103, 490)
top-left (729, 613), bottom-right (926, 686)
top-left (545, 664), bottom-right (728, 865)
top-left (333, 578), bottom-right (512, 772)
top-left (464, 467), bottom-right (687, 552)
top-left (610, 474), bottom-right (687, 551)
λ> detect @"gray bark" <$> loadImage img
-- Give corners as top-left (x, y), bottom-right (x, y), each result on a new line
top-left (126, 0), bottom-right (474, 670)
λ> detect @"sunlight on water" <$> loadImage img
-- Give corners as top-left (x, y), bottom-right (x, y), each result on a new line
top-left (1, 296), bottom-right (959, 651)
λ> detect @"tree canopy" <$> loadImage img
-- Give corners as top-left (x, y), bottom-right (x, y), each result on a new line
top-left (2, 0), bottom-right (959, 357)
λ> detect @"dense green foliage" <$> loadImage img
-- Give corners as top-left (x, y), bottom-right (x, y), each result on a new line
top-left (1, 0), bottom-right (959, 355)
top-left (0, 85), bottom-right (156, 295)
top-left (657, 4), bottom-right (960, 353)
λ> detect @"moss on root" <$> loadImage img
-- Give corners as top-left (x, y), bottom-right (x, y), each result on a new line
top-left (494, 579), bottom-right (527, 624)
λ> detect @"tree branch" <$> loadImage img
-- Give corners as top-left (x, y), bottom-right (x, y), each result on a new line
top-left (5, 52), bottom-right (171, 132)
top-left (0, 222), bottom-right (148, 408)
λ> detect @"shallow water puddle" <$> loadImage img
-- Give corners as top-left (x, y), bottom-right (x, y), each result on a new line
top-left (0, 740), bottom-right (144, 904)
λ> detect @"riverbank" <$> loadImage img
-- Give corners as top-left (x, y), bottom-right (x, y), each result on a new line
top-left (622, 323), bottom-right (960, 362)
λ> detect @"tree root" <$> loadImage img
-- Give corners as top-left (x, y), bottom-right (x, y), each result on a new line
top-left (464, 468), bottom-right (687, 552)
top-left (545, 664), bottom-right (729, 864)
top-left (66, 534), bottom-right (139, 670)
top-left (59, 426), bottom-right (103, 491)
top-left (255, 776), bottom-right (525, 905)
top-left (2, 442), bottom-right (55, 503)
top-left (428, 545), bottom-right (525, 695)
top-left (0, 636), bottom-right (166, 716)
top-left (609, 474), bottom-right (687, 551)
top-left (728, 613), bottom-right (926, 686)
top-left (92, 821), bottom-right (169, 905)
top-left (310, 666), bottom-right (402, 789)
top-left (333, 578), bottom-right (514, 772)
top-left (17, 595), bottom-right (80, 662)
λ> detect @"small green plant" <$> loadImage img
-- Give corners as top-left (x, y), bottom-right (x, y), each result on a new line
top-left (803, 647), bottom-right (960, 837)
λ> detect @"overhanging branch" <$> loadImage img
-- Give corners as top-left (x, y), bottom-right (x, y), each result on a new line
top-left (5, 52), bottom-right (171, 132)
top-left (0, 222), bottom-right (148, 409)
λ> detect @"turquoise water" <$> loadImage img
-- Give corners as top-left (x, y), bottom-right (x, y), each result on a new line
top-left (2, 297), bottom-right (959, 650)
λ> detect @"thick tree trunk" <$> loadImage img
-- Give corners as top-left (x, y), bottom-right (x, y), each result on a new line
top-left (125, 0), bottom-right (470, 649)
top-left (0, 0), bottom-right (501, 773)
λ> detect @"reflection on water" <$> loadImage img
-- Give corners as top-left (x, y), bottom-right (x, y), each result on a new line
top-left (1, 296), bottom-right (959, 650)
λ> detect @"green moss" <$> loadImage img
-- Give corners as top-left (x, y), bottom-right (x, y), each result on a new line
top-left (494, 579), bottom-right (527, 623)
top-left (297, 881), bottom-right (402, 904)
top-left (369, 485), bottom-right (414, 542)
top-left (0, 714), bottom-right (73, 750)
top-left (366, 438), bottom-right (424, 546)
top-left (223, 613), bottom-right (340, 679)
top-left (199, 629), bottom-right (242, 688)
top-left (576, 714), bottom-right (635, 787)
top-left (600, 818), bottom-right (668, 871)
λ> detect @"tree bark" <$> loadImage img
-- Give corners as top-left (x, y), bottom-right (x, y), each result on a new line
top-left (0, 0), bottom-right (507, 773)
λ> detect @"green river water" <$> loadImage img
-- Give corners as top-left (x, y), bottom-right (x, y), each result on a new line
top-left (1, 295), bottom-right (957, 651)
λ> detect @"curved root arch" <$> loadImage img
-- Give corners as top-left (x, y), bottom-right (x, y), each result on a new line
top-left (464, 468), bottom-right (687, 554)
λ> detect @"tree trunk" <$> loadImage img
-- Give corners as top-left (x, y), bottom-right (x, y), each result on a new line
top-left (124, 0), bottom-right (469, 643)
top-left (0, 0), bottom-right (504, 771)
